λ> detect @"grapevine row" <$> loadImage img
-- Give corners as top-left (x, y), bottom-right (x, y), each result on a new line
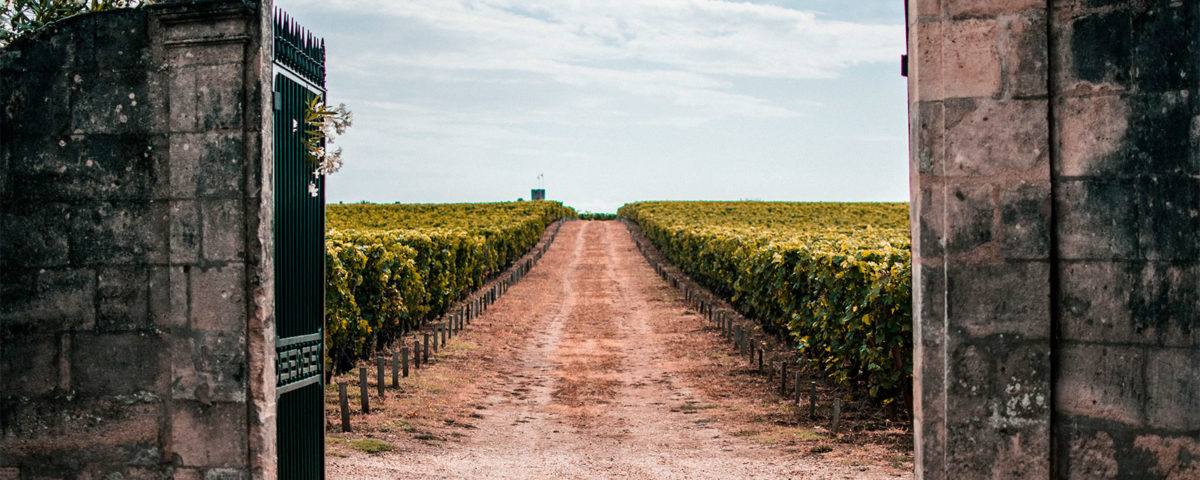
top-left (617, 201), bottom-right (912, 406)
top-left (324, 201), bottom-right (576, 373)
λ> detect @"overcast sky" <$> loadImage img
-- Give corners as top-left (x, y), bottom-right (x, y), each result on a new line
top-left (278, 0), bottom-right (908, 213)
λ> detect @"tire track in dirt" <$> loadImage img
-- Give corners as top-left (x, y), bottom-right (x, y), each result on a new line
top-left (328, 221), bottom-right (909, 479)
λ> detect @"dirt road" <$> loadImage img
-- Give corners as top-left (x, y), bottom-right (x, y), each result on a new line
top-left (328, 221), bottom-right (911, 479)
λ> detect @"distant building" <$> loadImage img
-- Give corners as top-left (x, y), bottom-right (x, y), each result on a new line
top-left (531, 189), bottom-right (545, 200)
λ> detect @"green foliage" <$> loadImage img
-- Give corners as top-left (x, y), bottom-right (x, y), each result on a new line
top-left (1, 0), bottom-right (145, 47)
top-left (578, 212), bottom-right (616, 221)
top-left (347, 438), bottom-right (393, 454)
top-left (324, 201), bottom-right (576, 373)
top-left (618, 201), bottom-right (912, 406)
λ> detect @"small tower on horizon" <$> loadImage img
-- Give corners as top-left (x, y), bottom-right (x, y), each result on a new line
top-left (531, 172), bottom-right (546, 200)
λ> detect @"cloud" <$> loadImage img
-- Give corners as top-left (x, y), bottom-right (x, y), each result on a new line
top-left (288, 0), bottom-right (901, 120)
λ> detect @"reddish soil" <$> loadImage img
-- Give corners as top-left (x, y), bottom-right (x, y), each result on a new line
top-left (326, 221), bottom-right (913, 479)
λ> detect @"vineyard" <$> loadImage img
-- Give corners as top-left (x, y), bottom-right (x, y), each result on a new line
top-left (617, 201), bottom-right (912, 406)
top-left (324, 201), bottom-right (576, 372)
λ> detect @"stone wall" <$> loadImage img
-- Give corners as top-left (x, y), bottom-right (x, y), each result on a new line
top-left (0, 2), bottom-right (275, 479)
top-left (908, 0), bottom-right (1198, 478)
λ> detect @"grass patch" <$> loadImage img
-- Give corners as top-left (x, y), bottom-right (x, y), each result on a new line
top-left (413, 433), bottom-right (444, 441)
top-left (380, 420), bottom-right (414, 432)
top-left (348, 438), bottom-right (394, 454)
top-left (809, 445), bottom-right (833, 454)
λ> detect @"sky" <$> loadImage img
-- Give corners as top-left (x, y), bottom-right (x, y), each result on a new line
top-left (277, 0), bottom-right (909, 213)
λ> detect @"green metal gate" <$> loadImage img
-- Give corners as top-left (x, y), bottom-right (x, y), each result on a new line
top-left (272, 9), bottom-right (326, 480)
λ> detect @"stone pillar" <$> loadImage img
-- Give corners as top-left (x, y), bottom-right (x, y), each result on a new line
top-left (1049, 2), bottom-right (1199, 478)
top-left (0, 1), bottom-right (275, 479)
top-left (908, 1), bottom-right (1054, 478)
top-left (910, 1), bottom-right (1198, 478)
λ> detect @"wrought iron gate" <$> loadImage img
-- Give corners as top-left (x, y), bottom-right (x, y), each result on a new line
top-left (272, 9), bottom-right (326, 480)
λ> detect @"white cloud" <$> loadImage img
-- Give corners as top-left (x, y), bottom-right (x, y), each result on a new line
top-left (292, 0), bottom-right (900, 119)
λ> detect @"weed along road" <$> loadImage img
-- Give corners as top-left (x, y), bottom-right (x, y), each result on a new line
top-left (327, 221), bottom-right (911, 479)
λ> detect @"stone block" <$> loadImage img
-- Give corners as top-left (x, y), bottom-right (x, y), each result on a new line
top-left (1056, 343), bottom-right (1145, 426)
top-left (190, 264), bottom-right (246, 333)
top-left (943, 183), bottom-right (994, 254)
top-left (90, 10), bottom-right (151, 71)
top-left (914, 184), bottom-right (945, 259)
top-left (997, 182), bottom-right (1051, 259)
top-left (944, 415), bottom-right (1050, 479)
top-left (915, 21), bottom-right (944, 101)
top-left (0, 268), bottom-right (96, 332)
top-left (1056, 94), bottom-right (1129, 177)
top-left (1003, 9), bottom-right (1048, 98)
top-left (1065, 10), bottom-right (1131, 88)
top-left (194, 63), bottom-right (244, 131)
top-left (149, 266), bottom-right (189, 329)
top-left (1058, 261), bottom-right (1137, 343)
top-left (914, 101), bottom-right (944, 176)
top-left (0, 203), bottom-right (71, 267)
top-left (97, 267), bottom-right (150, 332)
top-left (169, 133), bottom-right (245, 198)
top-left (171, 200), bottom-right (201, 263)
top-left (943, 18), bottom-right (1002, 99)
top-left (946, 261), bottom-right (1050, 337)
top-left (0, 334), bottom-right (59, 396)
top-left (169, 67), bottom-right (198, 132)
top-left (169, 401), bottom-right (247, 468)
top-left (11, 134), bottom-right (159, 202)
top-left (1131, 434), bottom-right (1200, 479)
top-left (163, 17), bottom-right (250, 45)
top-left (947, 0), bottom-right (1043, 17)
top-left (1129, 262), bottom-right (1199, 348)
top-left (1130, 4), bottom-right (1197, 92)
top-left (1055, 179), bottom-right (1138, 260)
top-left (2, 67), bottom-right (72, 138)
top-left (69, 201), bottom-right (169, 265)
top-left (1065, 429), bottom-right (1119, 480)
top-left (1144, 349), bottom-right (1199, 431)
top-left (166, 42), bottom-right (245, 67)
top-left (70, 69), bottom-right (153, 135)
top-left (944, 97), bottom-right (1048, 177)
top-left (1124, 93), bottom-right (1194, 177)
top-left (0, 397), bottom-right (160, 464)
top-left (203, 468), bottom-right (248, 480)
top-left (1137, 178), bottom-right (1198, 261)
top-left (70, 332), bottom-right (164, 396)
top-left (171, 332), bottom-right (247, 404)
top-left (201, 198), bottom-right (244, 262)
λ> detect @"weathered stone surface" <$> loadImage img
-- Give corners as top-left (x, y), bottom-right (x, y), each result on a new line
top-left (946, 261), bottom-right (1050, 337)
top-left (0, 335), bottom-right (59, 396)
top-left (1055, 179), bottom-right (1138, 260)
top-left (190, 263), bottom-right (246, 332)
top-left (70, 333), bottom-right (164, 396)
top-left (943, 18), bottom-right (1003, 99)
top-left (1056, 344), bottom-right (1146, 426)
top-left (68, 201), bottom-right (169, 265)
top-left (202, 198), bottom-right (245, 262)
top-left (0, 204), bottom-right (72, 267)
top-left (170, 401), bottom-right (248, 468)
top-left (171, 332), bottom-right (247, 404)
top-left (2, 5), bottom-right (271, 478)
top-left (1056, 94), bottom-right (1129, 177)
top-left (942, 183), bottom-right (994, 254)
top-left (0, 268), bottom-right (96, 333)
top-left (171, 200), bottom-right (201, 263)
top-left (1144, 349), bottom-right (1200, 431)
top-left (944, 97), bottom-right (1048, 177)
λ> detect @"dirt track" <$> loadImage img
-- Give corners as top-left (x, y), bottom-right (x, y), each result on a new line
top-left (328, 221), bottom-right (911, 479)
